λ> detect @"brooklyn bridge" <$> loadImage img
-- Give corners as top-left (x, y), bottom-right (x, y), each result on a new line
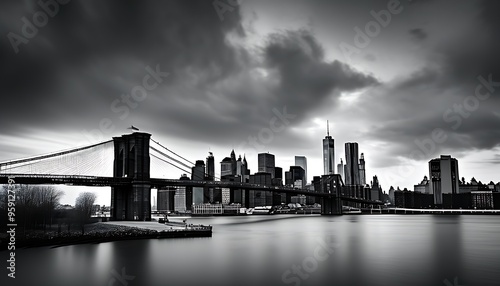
top-left (0, 132), bottom-right (382, 219)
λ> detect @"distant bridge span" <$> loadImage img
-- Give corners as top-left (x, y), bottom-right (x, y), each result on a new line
top-left (0, 132), bottom-right (382, 220)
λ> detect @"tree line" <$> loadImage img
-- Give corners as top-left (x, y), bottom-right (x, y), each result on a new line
top-left (0, 185), bottom-right (97, 235)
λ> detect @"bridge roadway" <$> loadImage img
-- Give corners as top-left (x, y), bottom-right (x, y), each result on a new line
top-left (0, 173), bottom-right (383, 205)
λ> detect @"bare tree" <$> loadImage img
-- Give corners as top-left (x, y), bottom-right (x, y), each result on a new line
top-left (36, 186), bottom-right (64, 231)
top-left (75, 192), bottom-right (97, 234)
top-left (0, 185), bottom-right (6, 210)
top-left (2, 185), bottom-right (64, 235)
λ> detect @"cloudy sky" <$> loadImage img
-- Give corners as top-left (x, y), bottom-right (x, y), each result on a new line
top-left (1, 0), bottom-right (499, 205)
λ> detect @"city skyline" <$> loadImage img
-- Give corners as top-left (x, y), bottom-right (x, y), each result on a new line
top-left (1, 0), bottom-right (499, 206)
top-left (1, 2), bottom-right (500, 286)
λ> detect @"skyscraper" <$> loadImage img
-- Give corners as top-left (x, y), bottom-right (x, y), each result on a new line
top-left (274, 167), bottom-right (283, 180)
top-left (191, 160), bottom-right (205, 204)
top-left (230, 149), bottom-right (237, 175)
top-left (191, 160), bottom-right (205, 180)
top-left (220, 157), bottom-right (233, 177)
top-left (273, 166), bottom-right (283, 186)
top-left (236, 155), bottom-right (243, 176)
top-left (289, 166), bottom-right (306, 188)
top-left (370, 175), bottom-right (382, 201)
top-left (345, 142), bottom-right (360, 185)
top-left (359, 153), bottom-right (366, 186)
top-left (180, 174), bottom-right (192, 211)
top-left (242, 155), bottom-right (250, 182)
top-left (388, 186), bottom-right (395, 204)
top-left (323, 121), bottom-right (335, 175)
top-left (157, 187), bottom-right (176, 212)
top-left (285, 171), bottom-right (292, 186)
top-left (337, 158), bottom-right (344, 180)
top-left (258, 153), bottom-right (275, 178)
top-left (206, 152), bottom-right (215, 181)
top-left (429, 155), bottom-right (460, 205)
top-left (235, 154), bottom-right (248, 183)
top-left (295, 156), bottom-right (307, 183)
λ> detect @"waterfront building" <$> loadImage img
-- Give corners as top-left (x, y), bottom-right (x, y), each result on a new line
top-left (388, 186), bottom-right (395, 204)
top-left (429, 155), bottom-right (460, 205)
top-left (174, 187), bottom-right (186, 213)
top-left (249, 172), bottom-right (274, 206)
top-left (291, 195), bottom-right (307, 205)
top-left (192, 203), bottom-right (223, 215)
top-left (157, 187), bottom-right (176, 212)
top-left (179, 174), bottom-right (192, 211)
top-left (414, 176), bottom-right (430, 194)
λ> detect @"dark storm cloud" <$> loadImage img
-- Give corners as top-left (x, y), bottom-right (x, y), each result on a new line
top-left (360, 66), bottom-right (500, 164)
top-left (139, 29), bottom-right (378, 148)
top-left (351, 0), bottom-right (500, 166)
top-left (0, 0), bottom-right (245, 135)
top-left (408, 28), bottom-right (427, 41)
top-left (263, 30), bottom-right (378, 118)
top-left (0, 0), bottom-right (379, 156)
top-left (2, 0), bottom-right (498, 178)
top-left (435, 0), bottom-right (500, 84)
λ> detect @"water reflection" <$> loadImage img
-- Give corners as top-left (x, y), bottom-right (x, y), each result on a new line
top-left (5, 215), bottom-right (500, 286)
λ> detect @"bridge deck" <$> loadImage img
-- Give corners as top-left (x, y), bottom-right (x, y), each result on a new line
top-left (0, 173), bottom-right (383, 204)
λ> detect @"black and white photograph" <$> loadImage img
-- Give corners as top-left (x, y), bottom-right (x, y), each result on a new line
top-left (1, 0), bottom-right (499, 285)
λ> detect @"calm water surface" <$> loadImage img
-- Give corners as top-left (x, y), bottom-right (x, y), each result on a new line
top-left (3, 215), bottom-right (500, 286)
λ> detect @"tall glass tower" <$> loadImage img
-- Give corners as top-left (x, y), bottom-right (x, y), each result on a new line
top-left (337, 158), bottom-right (344, 180)
top-left (294, 156), bottom-right (307, 183)
top-left (359, 153), bottom-right (366, 186)
top-left (206, 152), bottom-right (215, 181)
top-left (345, 142), bottom-right (360, 185)
top-left (323, 121), bottom-right (335, 175)
top-left (258, 153), bottom-right (275, 178)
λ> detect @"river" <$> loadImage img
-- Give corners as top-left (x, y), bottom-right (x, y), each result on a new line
top-left (3, 215), bottom-right (500, 286)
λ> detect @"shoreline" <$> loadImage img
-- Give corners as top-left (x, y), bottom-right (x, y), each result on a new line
top-left (0, 222), bottom-right (212, 249)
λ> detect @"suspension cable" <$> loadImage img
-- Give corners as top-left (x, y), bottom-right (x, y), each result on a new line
top-left (151, 153), bottom-right (192, 174)
top-left (150, 138), bottom-right (194, 166)
top-left (0, 140), bottom-right (113, 167)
